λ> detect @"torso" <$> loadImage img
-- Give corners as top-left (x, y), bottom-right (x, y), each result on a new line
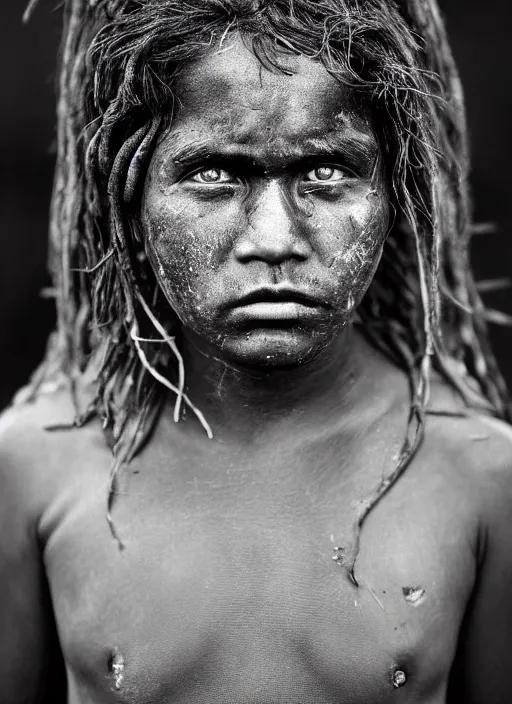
top-left (21, 376), bottom-right (481, 704)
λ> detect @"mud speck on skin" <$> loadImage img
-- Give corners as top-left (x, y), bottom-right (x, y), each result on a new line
top-left (402, 586), bottom-right (427, 606)
top-left (332, 546), bottom-right (346, 565)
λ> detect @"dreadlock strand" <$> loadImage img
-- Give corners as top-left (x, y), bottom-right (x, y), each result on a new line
top-left (130, 320), bottom-right (213, 437)
top-left (135, 290), bottom-right (186, 423)
top-left (345, 392), bottom-right (426, 585)
top-left (105, 124), bottom-right (153, 325)
top-left (124, 117), bottom-right (162, 203)
top-left (22, 0), bottom-right (40, 24)
top-left (26, 0), bottom-right (510, 571)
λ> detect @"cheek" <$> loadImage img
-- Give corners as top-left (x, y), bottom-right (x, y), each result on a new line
top-left (144, 217), bottom-right (210, 321)
top-left (316, 192), bottom-right (389, 314)
top-left (140, 194), bottom-right (236, 327)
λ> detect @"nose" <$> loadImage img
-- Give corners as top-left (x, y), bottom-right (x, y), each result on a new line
top-left (234, 180), bottom-right (311, 265)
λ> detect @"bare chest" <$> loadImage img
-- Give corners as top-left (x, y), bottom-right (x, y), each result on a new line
top-left (42, 444), bottom-right (476, 704)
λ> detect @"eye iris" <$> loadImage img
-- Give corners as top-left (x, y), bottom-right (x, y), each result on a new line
top-left (315, 166), bottom-right (335, 180)
top-left (200, 168), bottom-right (221, 183)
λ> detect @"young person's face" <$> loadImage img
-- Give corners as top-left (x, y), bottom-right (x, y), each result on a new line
top-left (141, 36), bottom-right (389, 369)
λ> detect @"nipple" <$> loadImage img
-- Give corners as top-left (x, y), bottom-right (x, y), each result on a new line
top-left (392, 669), bottom-right (407, 688)
top-left (108, 648), bottom-right (125, 691)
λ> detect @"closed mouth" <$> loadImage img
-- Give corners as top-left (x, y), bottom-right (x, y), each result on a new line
top-left (231, 287), bottom-right (326, 309)
top-left (226, 287), bottom-right (328, 328)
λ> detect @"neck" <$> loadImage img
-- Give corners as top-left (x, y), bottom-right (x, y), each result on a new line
top-left (179, 325), bottom-right (375, 442)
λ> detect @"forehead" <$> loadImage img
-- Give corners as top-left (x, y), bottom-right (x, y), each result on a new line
top-left (167, 35), bottom-right (375, 155)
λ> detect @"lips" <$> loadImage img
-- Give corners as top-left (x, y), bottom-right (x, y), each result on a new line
top-left (227, 287), bottom-right (327, 323)
top-left (232, 287), bottom-right (324, 308)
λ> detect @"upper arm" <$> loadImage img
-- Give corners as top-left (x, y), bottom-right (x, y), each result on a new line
top-left (449, 418), bottom-right (512, 704)
top-left (0, 407), bottom-right (66, 704)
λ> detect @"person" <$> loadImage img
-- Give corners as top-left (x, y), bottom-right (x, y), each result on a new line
top-left (1, 0), bottom-right (512, 701)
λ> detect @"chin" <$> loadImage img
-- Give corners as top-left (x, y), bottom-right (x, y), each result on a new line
top-left (217, 328), bottom-right (328, 371)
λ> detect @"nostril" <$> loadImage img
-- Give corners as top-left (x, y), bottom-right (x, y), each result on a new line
top-left (234, 234), bottom-right (309, 265)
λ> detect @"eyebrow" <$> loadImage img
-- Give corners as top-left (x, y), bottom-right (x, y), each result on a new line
top-left (165, 128), bottom-right (379, 175)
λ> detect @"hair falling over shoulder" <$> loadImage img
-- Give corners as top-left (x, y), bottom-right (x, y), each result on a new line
top-left (23, 0), bottom-right (511, 576)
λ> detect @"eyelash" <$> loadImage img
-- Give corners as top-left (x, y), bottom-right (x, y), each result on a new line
top-left (185, 164), bottom-right (354, 186)
top-left (303, 165), bottom-right (351, 182)
top-left (189, 168), bottom-right (234, 185)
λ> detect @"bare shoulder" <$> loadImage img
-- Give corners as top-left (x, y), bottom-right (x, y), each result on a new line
top-left (0, 385), bottom-right (108, 703)
top-left (423, 374), bottom-right (512, 531)
top-left (422, 380), bottom-right (512, 701)
top-left (0, 383), bottom-right (112, 524)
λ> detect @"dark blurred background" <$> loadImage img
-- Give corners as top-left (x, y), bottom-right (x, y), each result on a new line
top-left (0, 1), bottom-right (511, 409)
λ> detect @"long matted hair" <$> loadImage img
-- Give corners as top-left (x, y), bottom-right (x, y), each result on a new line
top-left (25, 0), bottom-right (510, 580)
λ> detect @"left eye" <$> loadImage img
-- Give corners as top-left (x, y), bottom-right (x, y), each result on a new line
top-left (304, 166), bottom-right (347, 182)
top-left (190, 168), bottom-right (234, 184)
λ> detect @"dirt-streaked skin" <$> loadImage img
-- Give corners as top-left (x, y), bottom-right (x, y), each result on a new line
top-left (2, 35), bottom-right (512, 704)
top-left (3, 367), bottom-right (512, 703)
top-left (141, 36), bottom-right (388, 372)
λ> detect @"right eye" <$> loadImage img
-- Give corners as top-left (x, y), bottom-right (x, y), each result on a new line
top-left (304, 165), bottom-right (349, 182)
top-left (189, 168), bottom-right (235, 184)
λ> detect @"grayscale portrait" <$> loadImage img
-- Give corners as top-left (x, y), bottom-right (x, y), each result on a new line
top-left (1, 1), bottom-right (511, 702)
